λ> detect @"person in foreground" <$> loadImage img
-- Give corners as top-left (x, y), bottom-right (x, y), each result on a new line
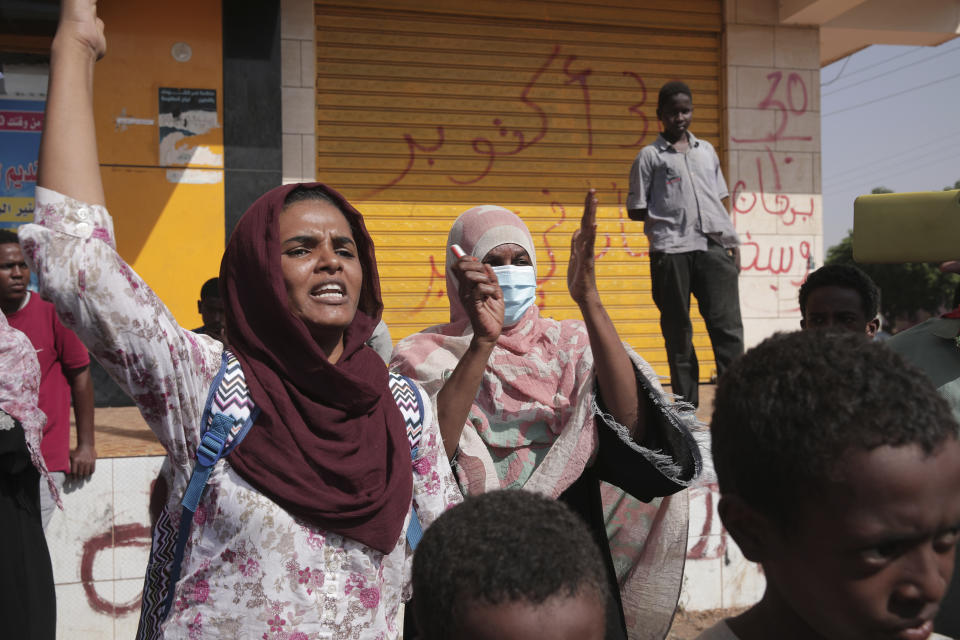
top-left (887, 259), bottom-right (960, 635)
top-left (0, 312), bottom-right (57, 640)
top-left (412, 490), bottom-right (609, 640)
top-left (700, 330), bottom-right (960, 640)
top-left (23, 1), bottom-right (460, 637)
top-left (391, 195), bottom-right (702, 639)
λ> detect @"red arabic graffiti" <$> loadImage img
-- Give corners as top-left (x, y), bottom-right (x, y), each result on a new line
top-left (538, 189), bottom-right (566, 295)
top-left (731, 71), bottom-right (811, 144)
top-left (611, 181), bottom-right (647, 258)
top-left (618, 72), bottom-right (649, 149)
top-left (562, 52), bottom-right (594, 156)
top-left (450, 45), bottom-right (556, 186)
top-left (731, 148), bottom-right (814, 227)
top-left (366, 127), bottom-right (446, 199)
top-left (411, 254), bottom-right (447, 313)
top-left (739, 232), bottom-right (812, 277)
top-left (366, 44), bottom-right (651, 198)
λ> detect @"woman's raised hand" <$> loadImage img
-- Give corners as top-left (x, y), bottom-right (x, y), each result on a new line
top-left (452, 251), bottom-right (504, 345)
top-left (568, 189), bottom-right (600, 307)
top-left (56, 0), bottom-right (106, 60)
top-left (39, 0), bottom-right (106, 204)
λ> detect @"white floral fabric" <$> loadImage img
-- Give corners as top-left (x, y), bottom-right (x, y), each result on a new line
top-left (20, 187), bottom-right (462, 639)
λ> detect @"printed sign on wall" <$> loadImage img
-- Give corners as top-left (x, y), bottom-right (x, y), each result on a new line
top-left (0, 99), bottom-right (44, 229)
top-left (157, 87), bottom-right (221, 167)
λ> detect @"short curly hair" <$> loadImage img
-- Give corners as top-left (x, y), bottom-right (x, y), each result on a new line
top-left (711, 331), bottom-right (957, 527)
top-left (412, 490), bottom-right (609, 639)
top-left (657, 81), bottom-right (693, 113)
top-left (798, 264), bottom-right (880, 322)
top-left (0, 229), bottom-right (20, 246)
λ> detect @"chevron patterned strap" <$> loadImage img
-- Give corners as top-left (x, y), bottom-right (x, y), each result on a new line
top-left (201, 350), bottom-right (257, 452)
top-left (136, 507), bottom-right (177, 640)
top-left (159, 350), bottom-right (260, 624)
top-left (388, 372), bottom-right (426, 550)
top-left (389, 372), bottom-right (424, 456)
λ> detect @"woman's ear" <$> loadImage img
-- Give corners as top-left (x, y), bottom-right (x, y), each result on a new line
top-left (718, 494), bottom-right (776, 563)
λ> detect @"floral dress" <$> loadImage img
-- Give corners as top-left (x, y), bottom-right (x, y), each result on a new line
top-left (19, 187), bottom-right (462, 640)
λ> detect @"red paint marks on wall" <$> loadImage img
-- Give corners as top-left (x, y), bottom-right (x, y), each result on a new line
top-left (80, 523), bottom-right (152, 616)
top-left (731, 147), bottom-right (814, 228)
top-left (618, 72), bottom-right (649, 149)
top-left (411, 254), bottom-right (447, 313)
top-left (686, 483), bottom-right (728, 560)
top-left (363, 127), bottom-right (445, 199)
top-left (406, 182), bottom-right (651, 315)
top-left (739, 232), bottom-right (812, 276)
top-left (368, 44), bottom-right (654, 197)
top-left (611, 181), bottom-right (647, 259)
top-left (730, 71), bottom-right (812, 144)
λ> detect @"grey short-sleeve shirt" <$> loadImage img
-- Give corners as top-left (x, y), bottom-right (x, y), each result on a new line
top-left (627, 132), bottom-right (739, 253)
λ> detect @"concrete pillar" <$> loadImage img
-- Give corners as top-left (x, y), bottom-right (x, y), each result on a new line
top-left (281, 0), bottom-right (317, 184)
top-left (724, 0), bottom-right (823, 347)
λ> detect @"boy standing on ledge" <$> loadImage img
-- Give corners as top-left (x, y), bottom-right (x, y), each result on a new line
top-left (627, 81), bottom-right (743, 407)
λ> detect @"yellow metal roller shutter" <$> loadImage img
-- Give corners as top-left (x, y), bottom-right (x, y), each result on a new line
top-left (314, 0), bottom-right (722, 381)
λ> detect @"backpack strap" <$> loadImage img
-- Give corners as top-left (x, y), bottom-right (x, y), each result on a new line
top-left (388, 372), bottom-right (425, 550)
top-left (159, 364), bottom-right (423, 622)
top-left (160, 350), bottom-right (259, 622)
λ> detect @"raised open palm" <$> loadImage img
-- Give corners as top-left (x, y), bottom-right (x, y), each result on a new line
top-left (568, 189), bottom-right (600, 306)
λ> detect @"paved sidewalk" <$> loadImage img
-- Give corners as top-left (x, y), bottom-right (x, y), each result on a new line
top-left (70, 405), bottom-right (164, 457)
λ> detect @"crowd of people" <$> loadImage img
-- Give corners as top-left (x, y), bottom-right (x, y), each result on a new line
top-left (2, 1), bottom-right (959, 639)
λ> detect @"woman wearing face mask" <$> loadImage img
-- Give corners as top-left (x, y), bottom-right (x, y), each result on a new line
top-left (391, 192), bottom-right (703, 640)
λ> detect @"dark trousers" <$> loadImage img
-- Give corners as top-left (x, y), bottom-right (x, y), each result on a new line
top-left (650, 242), bottom-right (744, 407)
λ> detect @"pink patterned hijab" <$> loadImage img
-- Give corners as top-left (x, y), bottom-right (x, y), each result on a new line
top-left (392, 205), bottom-right (598, 496)
top-left (0, 312), bottom-right (58, 504)
top-left (445, 205), bottom-right (537, 323)
top-left (391, 205), bottom-right (692, 639)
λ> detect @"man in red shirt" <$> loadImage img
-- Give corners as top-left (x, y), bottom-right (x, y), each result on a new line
top-left (0, 229), bottom-right (95, 528)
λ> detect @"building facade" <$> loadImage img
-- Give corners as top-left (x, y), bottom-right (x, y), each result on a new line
top-left (1, 0), bottom-right (958, 635)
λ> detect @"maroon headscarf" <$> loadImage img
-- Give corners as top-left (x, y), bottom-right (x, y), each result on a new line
top-left (220, 182), bottom-right (412, 554)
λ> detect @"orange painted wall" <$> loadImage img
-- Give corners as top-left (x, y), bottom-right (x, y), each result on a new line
top-left (94, 0), bottom-right (223, 327)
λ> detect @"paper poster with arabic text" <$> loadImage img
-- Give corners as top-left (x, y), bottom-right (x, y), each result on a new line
top-left (0, 99), bottom-right (44, 229)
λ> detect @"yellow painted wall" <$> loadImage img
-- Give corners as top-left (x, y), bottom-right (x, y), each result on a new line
top-left (315, 0), bottom-right (722, 379)
top-left (94, 0), bottom-right (223, 328)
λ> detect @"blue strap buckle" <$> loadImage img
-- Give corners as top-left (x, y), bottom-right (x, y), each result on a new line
top-left (196, 429), bottom-right (226, 467)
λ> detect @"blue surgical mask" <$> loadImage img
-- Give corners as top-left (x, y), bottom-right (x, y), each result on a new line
top-left (492, 265), bottom-right (537, 327)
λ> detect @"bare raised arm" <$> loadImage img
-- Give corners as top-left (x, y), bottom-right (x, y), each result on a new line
top-left (568, 190), bottom-right (643, 439)
top-left (37, 0), bottom-right (107, 205)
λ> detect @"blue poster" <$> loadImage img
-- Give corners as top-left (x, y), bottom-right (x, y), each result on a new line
top-left (0, 99), bottom-right (45, 229)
